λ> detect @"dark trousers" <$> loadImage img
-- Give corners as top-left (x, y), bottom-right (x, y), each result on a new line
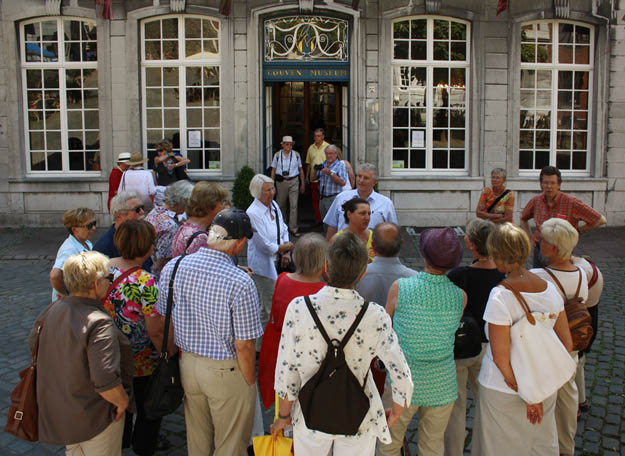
top-left (532, 244), bottom-right (548, 268)
top-left (123, 375), bottom-right (163, 456)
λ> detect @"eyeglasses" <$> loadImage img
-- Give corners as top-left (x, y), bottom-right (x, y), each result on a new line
top-left (132, 205), bottom-right (145, 214)
top-left (75, 221), bottom-right (97, 229)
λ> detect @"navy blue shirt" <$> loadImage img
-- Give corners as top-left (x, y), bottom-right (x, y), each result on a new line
top-left (94, 224), bottom-right (152, 272)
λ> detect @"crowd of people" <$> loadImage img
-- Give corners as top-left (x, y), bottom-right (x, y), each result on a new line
top-left (32, 144), bottom-right (608, 456)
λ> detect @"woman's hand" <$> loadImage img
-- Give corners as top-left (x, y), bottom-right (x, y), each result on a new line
top-left (280, 253), bottom-right (291, 269)
top-left (525, 402), bottom-right (544, 425)
top-left (270, 416), bottom-right (292, 439)
top-left (278, 242), bottom-right (294, 253)
top-left (504, 374), bottom-right (518, 392)
top-left (386, 401), bottom-right (405, 429)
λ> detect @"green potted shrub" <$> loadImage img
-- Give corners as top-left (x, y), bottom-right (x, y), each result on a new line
top-left (232, 165), bottom-right (256, 210)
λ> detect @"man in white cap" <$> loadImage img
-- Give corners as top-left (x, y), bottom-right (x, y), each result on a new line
top-left (108, 152), bottom-right (130, 211)
top-left (270, 136), bottom-right (305, 237)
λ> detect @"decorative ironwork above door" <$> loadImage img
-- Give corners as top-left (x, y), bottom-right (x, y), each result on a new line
top-left (264, 16), bottom-right (349, 62)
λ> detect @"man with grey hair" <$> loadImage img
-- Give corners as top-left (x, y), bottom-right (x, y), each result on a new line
top-left (94, 190), bottom-right (148, 268)
top-left (316, 144), bottom-right (349, 222)
top-left (356, 222), bottom-right (417, 306)
top-left (323, 162), bottom-right (398, 241)
top-left (157, 208), bottom-right (262, 456)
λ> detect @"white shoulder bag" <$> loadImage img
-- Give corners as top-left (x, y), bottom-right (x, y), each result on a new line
top-left (501, 282), bottom-right (577, 404)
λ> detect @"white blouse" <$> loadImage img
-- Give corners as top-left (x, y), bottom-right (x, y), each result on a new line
top-left (246, 198), bottom-right (289, 280)
top-left (275, 286), bottom-right (414, 444)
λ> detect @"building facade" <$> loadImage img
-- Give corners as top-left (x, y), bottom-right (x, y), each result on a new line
top-left (0, 0), bottom-right (624, 227)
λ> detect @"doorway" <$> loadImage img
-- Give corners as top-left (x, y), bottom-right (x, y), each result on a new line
top-left (265, 81), bottom-right (349, 227)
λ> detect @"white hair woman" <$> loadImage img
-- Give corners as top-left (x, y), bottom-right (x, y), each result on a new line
top-left (530, 218), bottom-right (589, 456)
top-left (30, 251), bottom-right (133, 454)
top-left (246, 174), bottom-right (294, 350)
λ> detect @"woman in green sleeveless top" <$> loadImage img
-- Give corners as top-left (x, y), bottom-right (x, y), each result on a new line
top-left (379, 228), bottom-right (467, 456)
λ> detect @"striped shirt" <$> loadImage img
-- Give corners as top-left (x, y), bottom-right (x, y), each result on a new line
top-left (316, 159), bottom-right (349, 197)
top-left (156, 247), bottom-right (263, 359)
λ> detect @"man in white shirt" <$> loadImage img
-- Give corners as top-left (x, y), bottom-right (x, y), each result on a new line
top-left (323, 163), bottom-right (398, 241)
top-left (270, 136), bottom-right (305, 237)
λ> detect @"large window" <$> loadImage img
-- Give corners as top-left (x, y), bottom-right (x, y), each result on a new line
top-left (21, 18), bottom-right (99, 173)
top-left (141, 15), bottom-right (221, 173)
top-left (391, 17), bottom-right (470, 173)
top-left (519, 21), bottom-right (593, 174)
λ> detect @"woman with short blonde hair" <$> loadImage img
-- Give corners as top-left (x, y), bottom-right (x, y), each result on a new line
top-left (473, 223), bottom-right (573, 456)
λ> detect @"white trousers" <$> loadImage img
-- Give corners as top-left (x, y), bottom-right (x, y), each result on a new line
top-left (294, 430), bottom-right (376, 456)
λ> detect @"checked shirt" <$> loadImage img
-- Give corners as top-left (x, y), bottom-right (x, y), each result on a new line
top-left (156, 247), bottom-right (263, 359)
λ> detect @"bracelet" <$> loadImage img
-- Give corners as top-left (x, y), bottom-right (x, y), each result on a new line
top-left (278, 412), bottom-right (290, 419)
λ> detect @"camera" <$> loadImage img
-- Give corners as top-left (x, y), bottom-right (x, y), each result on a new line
top-left (313, 164), bottom-right (325, 172)
top-left (274, 174), bottom-right (284, 182)
top-left (282, 170), bottom-right (290, 177)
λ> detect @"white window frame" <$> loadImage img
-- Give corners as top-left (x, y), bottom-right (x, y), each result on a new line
top-left (390, 16), bottom-right (471, 176)
top-left (518, 20), bottom-right (594, 177)
top-left (140, 14), bottom-right (222, 176)
top-left (20, 17), bottom-right (99, 176)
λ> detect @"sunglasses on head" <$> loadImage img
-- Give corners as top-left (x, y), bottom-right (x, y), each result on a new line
top-left (132, 205), bottom-right (145, 214)
top-left (76, 221), bottom-right (97, 229)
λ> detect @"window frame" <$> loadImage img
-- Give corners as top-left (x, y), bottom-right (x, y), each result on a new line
top-left (390, 15), bottom-right (471, 176)
top-left (20, 16), bottom-right (100, 176)
top-left (518, 19), bottom-right (594, 177)
top-left (140, 14), bottom-right (222, 176)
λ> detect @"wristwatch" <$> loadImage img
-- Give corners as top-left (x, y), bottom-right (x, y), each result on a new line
top-left (330, 171), bottom-right (336, 177)
top-left (278, 412), bottom-right (290, 419)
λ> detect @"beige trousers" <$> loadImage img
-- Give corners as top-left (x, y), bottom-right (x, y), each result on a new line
top-left (443, 345), bottom-right (485, 456)
top-left (555, 370), bottom-right (579, 456)
top-left (377, 402), bottom-right (454, 456)
top-left (574, 353), bottom-right (586, 403)
top-left (65, 417), bottom-right (124, 456)
top-left (295, 431), bottom-right (377, 456)
top-left (275, 178), bottom-right (299, 232)
top-left (180, 353), bottom-right (256, 456)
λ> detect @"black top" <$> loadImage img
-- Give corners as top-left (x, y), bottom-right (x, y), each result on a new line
top-left (447, 266), bottom-right (505, 342)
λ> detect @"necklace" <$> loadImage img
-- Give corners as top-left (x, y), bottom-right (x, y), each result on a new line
top-left (507, 267), bottom-right (525, 279)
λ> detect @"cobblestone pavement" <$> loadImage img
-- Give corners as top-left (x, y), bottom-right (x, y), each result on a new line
top-left (0, 227), bottom-right (623, 455)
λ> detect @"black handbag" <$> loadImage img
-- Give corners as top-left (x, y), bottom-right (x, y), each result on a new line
top-left (273, 202), bottom-right (295, 274)
top-left (454, 313), bottom-right (482, 359)
top-left (144, 255), bottom-right (185, 420)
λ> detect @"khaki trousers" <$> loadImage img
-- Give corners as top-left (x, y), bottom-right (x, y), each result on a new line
top-left (555, 370), bottom-right (579, 456)
top-left (574, 353), bottom-right (586, 403)
top-left (295, 431), bottom-right (376, 456)
top-left (180, 353), bottom-right (256, 456)
top-left (443, 345), bottom-right (485, 456)
top-left (66, 417), bottom-right (124, 456)
top-left (377, 402), bottom-right (454, 456)
top-left (275, 178), bottom-right (299, 232)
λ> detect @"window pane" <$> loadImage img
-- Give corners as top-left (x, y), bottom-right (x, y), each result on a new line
top-left (450, 109), bottom-right (465, 127)
top-left (145, 41), bottom-right (161, 60)
top-left (434, 20), bottom-right (449, 39)
top-left (411, 41), bottom-right (426, 60)
top-left (537, 45), bottom-right (552, 63)
top-left (450, 130), bottom-right (465, 148)
top-left (205, 108), bottom-right (220, 128)
top-left (556, 151), bottom-right (571, 169)
top-left (411, 20), bottom-right (426, 39)
top-left (203, 20), bottom-right (219, 39)
top-left (575, 26), bottom-right (590, 44)
top-left (393, 129), bottom-right (408, 148)
top-left (536, 131), bottom-right (550, 149)
top-left (26, 70), bottom-right (42, 89)
top-left (204, 88), bottom-right (220, 106)
top-left (575, 46), bottom-right (589, 65)
top-left (573, 131), bottom-right (587, 149)
top-left (451, 22), bottom-right (466, 40)
top-left (557, 111), bottom-right (572, 129)
top-left (186, 40), bottom-right (201, 59)
top-left (536, 111), bottom-right (550, 128)
top-left (163, 40), bottom-right (179, 59)
top-left (394, 21), bottom-right (409, 39)
top-left (163, 68), bottom-right (179, 86)
top-left (433, 149), bottom-right (448, 168)
top-left (535, 151), bottom-right (549, 169)
top-left (536, 70), bottom-right (551, 88)
top-left (187, 149), bottom-right (202, 169)
top-left (186, 18), bottom-right (201, 38)
top-left (31, 152), bottom-right (45, 170)
top-left (410, 149), bottom-right (426, 168)
top-left (433, 109), bottom-right (448, 128)
top-left (559, 45), bottom-right (573, 64)
top-left (574, 91), bottom-right (588, 110)
top-left (410, 108), bottom-right (426, 127)
top-left (521, 44), bottom-right (536, 63)
top-left (393, 149), bottom-right (408, 168)
top-left (557, 131), bottom-right (571, 149)
top-left (433, 130), bottom-right (448, 148)
top-left (573, 111), bottom-right (587, 129)
top-left (558, 72), bottom-right (572, 90)
top-left (68, 133), bottom-right (83, 150)
top-left (451, 42), bottom-right (466, 61)
top-left (434, 42), bottom-right (449, 60)
top-left (394, 41), bottom-right (408, 59)
top-left (559, 23), bottom-right (574, 43)
top-left (47, 152), bottom-right (62, 170)
top-left (146, 67), bottom-right (161, 87)
top-left (520, 131), bottom-right (534, 149)
top-left (84, 110), bottom-right (99, 130)
top-left (164, 109), bottom-right (179, 128)
top-left (574, 72), bottom-right (589, 90)
top-left (394, 108), bottom-right (408, 127)
top-left (450, 150), bottom-right (465, 168)
top-left (145, 21), bottom-right (161, 39)
top-left (520, 110), bottom-right (533, 128)
top-left (519, 150), bottom-right (533, 169)
top-left (187, 108), bottom-right (202, 128)
top-left (162, 19), bottom-right (178, 39)
top-left (572, 151), bottom-right (586, 169)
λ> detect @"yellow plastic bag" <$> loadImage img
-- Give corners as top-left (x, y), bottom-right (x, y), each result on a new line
top-left (252, 430), bottom-right (293, 456)
top-left (252, 393), bottom-right (293, 456)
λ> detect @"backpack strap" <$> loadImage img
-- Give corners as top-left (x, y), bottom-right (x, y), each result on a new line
top-left (543, 267), bottom-right (581, 301)
top-left (500, 282), bottom-right (536, 325)
top-left (185, 230), bottom-right (208, 253)
top-left (586, 259), bottom-right (599, 288)
top-left (303, 295), bottom-right (370, 349)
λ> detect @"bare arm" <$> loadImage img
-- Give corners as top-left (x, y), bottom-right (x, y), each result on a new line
top-left (50, 268), bottom-right (67, 297)
top-left (501, 208), bottom-right (514, 224)
top-left (299, 167), bottom-right (305, 193)
top-left (553, 310), bottom-right (573, 353)
top-left (385, 281), bottom-right (399, 321)
top-left (488, 323), bottom-right (517, 392)
top-left (325, 225), bottom-right (338, 241)
top-left (520, 219), bottom-right (533, 240)
top-left (172, 155), bottom-right (190, 167)
top-left (579, 215), bottom-right (606, 233)
top-left (234, 338), bottom-right (256, 386)
top-left (99, 384), bottom-right (129, 422)
top-left (145, 315), bottom-right (165, 354)
top-left (270, 167), bottom-right (276, 180)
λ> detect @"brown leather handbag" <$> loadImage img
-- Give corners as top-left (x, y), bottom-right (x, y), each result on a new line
top-left (543, 267), bottom-right (594, 352)
top-left (5, 322), bottom-right (43, 441)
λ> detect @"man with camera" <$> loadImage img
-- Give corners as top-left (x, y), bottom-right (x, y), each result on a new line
top-left (270, 136), bottom-right (305, 237)
top-left (316, 144), bottom-right (348, 223)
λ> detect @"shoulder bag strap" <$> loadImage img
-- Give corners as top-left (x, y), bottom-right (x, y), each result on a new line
top-left (586, 259), bottom-right (599, 288)
top-left (486, 189), bottom-right (511, 213)
top-left (542, 267), bottom-right (568, 302)
top-left (574, 268), bottom-right (582, 300)
top-left (272, 202), bottom-right (281, 246)
top-left (500, 282), bottom-right (536, 325)
top-left (185, 230), bottom-right (208, 253)
top-left (339, 301), bottom-right (370, 349)
top-left (161, 255), bottom-right (186, 357)
top-left (105, 266), bottom-right (141, 301)
top-left (304, 295), bottom-right (332, 346)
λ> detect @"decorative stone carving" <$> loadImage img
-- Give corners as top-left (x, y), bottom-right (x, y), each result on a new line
top-left (554, 0), bottom-right (570, 18)
top-left (426, 0), bottom-right (442, 14)
top-left (299, 0), bottom-right (314, 13)
top-left (170, 0), bottom-right (186, 13)
top-left (45, 0), bottom-right (61, 15)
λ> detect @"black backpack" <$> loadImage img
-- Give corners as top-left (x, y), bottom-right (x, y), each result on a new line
top-left (298, 296), bottom-right (371, 436)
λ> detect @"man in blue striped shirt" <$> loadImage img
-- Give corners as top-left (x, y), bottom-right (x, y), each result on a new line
top-left (156, 208), bottom-right (263, 456)
top-left (317, 144), bottom-right (349, 222)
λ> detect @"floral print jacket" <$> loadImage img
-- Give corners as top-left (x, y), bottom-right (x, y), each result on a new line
top-left (103, 267), bottom-right (160, 377)
top-left (274, 286), bottom-right (413, 443)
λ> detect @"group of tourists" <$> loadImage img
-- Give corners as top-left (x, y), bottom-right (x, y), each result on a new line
top-left (33, 157), bottom-right (606, 456)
